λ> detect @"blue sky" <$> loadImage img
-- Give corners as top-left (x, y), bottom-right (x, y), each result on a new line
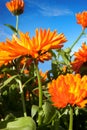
top-left (0, 0), bottom-right (87, 71)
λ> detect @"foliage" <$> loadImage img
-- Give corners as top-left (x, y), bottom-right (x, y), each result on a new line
top-left (0, 1), bottom-right (87, 130)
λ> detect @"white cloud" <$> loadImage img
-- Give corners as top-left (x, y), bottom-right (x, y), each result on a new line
top-left (39, 7), bottom-right (73, 16)
top-left (25, 0), bottom-right (73, 16)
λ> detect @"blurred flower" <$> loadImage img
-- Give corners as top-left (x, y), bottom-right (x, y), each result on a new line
top-left (25, 90), bottom-right (30, 101)
top-left (48, 73), bottom-right (87, 108)
top-left (0, 73), bottom-right (11, 79)
top-left (6, 0), bottom-right (24, 15)
top-left (71, 43), bottom-right (87, 73)
top-left (76, 11), bottom-right (87, 29)
top-left (62, 65), bottom-right (67, 73)
top-left (23, 69), bottom-right (29, 75)
top-left (20, 57), bottom-right (33, 67)
top-left (0, 29), bottom-right (67, 66)
top-left (0, 74), bottom-right (4, 79)
top-left (38, 52), bottom-right (52, 62)
top-left (39, 70), bottom-right (48, 82)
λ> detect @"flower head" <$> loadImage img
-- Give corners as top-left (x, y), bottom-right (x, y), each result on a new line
top-left (0, 29), bottom-right (67, 66)
top-left (13, 29), bottom-right (67, 59)
top-left (76, 11), bottom-right (87, 29)
top-left (48, 73), bottom-right (87, 108)
top-left (71, 43), bottom-right (87, 74)
top-left (6, 0), bottom-right (24, 15)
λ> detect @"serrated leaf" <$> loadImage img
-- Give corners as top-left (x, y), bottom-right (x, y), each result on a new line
top-left (0, 75), bottom-right (18, 90)
top-left (31, 105), bottom-right (39, 118)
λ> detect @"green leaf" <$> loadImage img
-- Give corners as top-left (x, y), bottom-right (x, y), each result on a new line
top-left (42, 101), bottom-right (56, 124)
top-left (0, 75), bottom-right (18, 90)
top-left (4, 24), bottom-right (17, 34)
top-left (51, 119), bottom-right (65, 130)
top-left (51, 61), bottom-right (59, 78)
top-left (5, 113), bottom-right (16, 121)
top-left (0, 120), bottom-right (7, 129)
top-left (59, 49), bottom-right (70, 65)
top-left (31, 105), bottom-right (39, 118)
top-left (7, 117), bottom-right (36, 130)
top-left (23, 76), bottom-right (35, 88)
top-left (51, 125), bottom-right (65, 130)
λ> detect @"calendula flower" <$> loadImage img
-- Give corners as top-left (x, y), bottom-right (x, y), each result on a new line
top-left (0, 29), bottom-right (67, 66)
top-left (62, 65), bottom-right (67, 73)
top-left (0, 73), bottom-right (11, 79)
top-left (48, 73), bottom-right (87, 108)
top-left (39, 70), bottom-right (48, 82)
top-left (20, 57), bottom-right (33, 67)
top-left (6, 0), bottom-right (24, 15)
top-left (0, 74), bottom-right (4, 79)
top-left (13, 29), bottom-right (67, 59)
top-left (76, 11), bottom-right (87, 29)
top-left (25, 90), bottom-right (30, 101)
top-left (38, 52), bottom-right (52, 62)
top-left (71, 43), bottom-right (87, 73)
top-left (0, 50), bottom-right (13, 65)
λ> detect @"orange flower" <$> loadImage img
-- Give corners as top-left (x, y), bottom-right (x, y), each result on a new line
top-left (0, 73), bottom-right (11, 79)
top-left (0, 50), bottom-right (13, 65)
top-left (0, 29), bottom-right (67, 66)
top-left (62, 65), bottom-right (67, 73)
top-left (25, 90), bottom-right (30, 101)
top-left (38, 52), bottom-right (52, 62)
top-left (71, 43), bottom-right (87, 73)
top-left (13, 29), bottom-right (67, 59)
top-left (39, 70), bottom-right (48, 82)
top-left (48, 73), bottom-right (87, 108)
top-left (0, 74), bottom-right (4, 79)
top-left (20, 57), bottom-right (32, 66)
top-left (76, 11), bottom-right (87, 29)
top-left (6, 0), bottom-right (24, 15)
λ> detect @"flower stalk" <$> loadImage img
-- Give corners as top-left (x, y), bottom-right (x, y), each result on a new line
top-left (16, 15), bottom-right (19, 35)
top-left (21, 90), bottom-right (27, 117)
top-left (16, 79), bottom-right (27, 117)
top-left (70, 29), bottom-right (85, 50)
top-left (69, 106), bottom-right (73, 130)
top-left (35, 62), bottom-right (43, 125)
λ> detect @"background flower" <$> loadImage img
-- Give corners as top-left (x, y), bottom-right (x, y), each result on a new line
top-left (48, 73), bottom-right (87, 108)
top-left (71, 43), bottom-right (87, 73)
top-left (6, 0), bottom-right (24, 15)
top-left (76, 11), bottom-right (87, 29)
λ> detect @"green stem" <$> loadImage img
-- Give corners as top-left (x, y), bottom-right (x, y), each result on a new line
top-left (69, 106), bottom-right (73, 130)
top-left (21, 91), bottom-right (27, 117)
top-left (17, 79), bottom-right (27, 117)
top-left (35, 62), bottom-right (43, 125)
top-left (70, 29), bottom-right (85, 50)
top-left (16, 15), bottom-right (19, 35)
